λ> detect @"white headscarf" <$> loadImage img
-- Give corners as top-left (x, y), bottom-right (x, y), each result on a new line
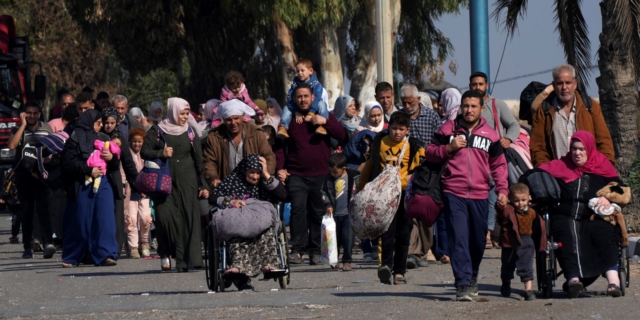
top-left (440, 88), bottom-right (462, 121)
top-left (264, 98), bottom-right (282, 130)
top-left (356, 101), bottom-right (385, 133)
top-left (417, 92), bottom-right (433, 109)
top-left (158, 97), bottom-right (190, 136)
top-left (129, 107), bottom-right (144, 121)
top-left (215, 99), bottom-right (255, 119)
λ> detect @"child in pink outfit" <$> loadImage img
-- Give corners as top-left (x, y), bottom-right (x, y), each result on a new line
top-left (86, 140), bottom-right (121, 192)
top-left (220, 71), bottom-right (255, 122)
top-left (126, 128), bottom-right (152, 258)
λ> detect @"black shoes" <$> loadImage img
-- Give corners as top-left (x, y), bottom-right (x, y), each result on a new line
top-left (43, 244), bottom-right (56, 259)
top-left (309, 255), bottom-right (321, 266)
top-left (406, 255), bottom-right (418, 269)
top-left (524, 290), bottom-right (536, 301)
top-left (500, 281), bottom-right (511, 297)
top-left (22, 249), bottom-right (33, 259)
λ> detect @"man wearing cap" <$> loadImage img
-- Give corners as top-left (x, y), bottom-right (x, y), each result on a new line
top-left (203, 99), bottom-right (276, 187)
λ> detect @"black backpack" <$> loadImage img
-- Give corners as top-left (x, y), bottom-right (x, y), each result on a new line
top-left (519, 170), bottom-right (561, 208)
top-left (519, 81), bottom-right (592, 125)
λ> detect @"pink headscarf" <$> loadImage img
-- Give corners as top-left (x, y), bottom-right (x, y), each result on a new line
top-left (158, 97), bottom-right (191, 136)
top-left (539, 130), bottom-right (618, 183)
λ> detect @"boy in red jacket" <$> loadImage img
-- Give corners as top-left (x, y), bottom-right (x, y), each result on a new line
top-left (496, 183), bottom-right (547, 301)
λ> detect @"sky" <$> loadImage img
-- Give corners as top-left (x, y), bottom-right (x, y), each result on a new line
top-left (433, 0), bottom-right (603, 99)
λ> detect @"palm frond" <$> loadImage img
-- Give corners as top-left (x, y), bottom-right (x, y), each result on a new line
top-left (491, 0), bottom-right (528, 38)
top-left (554, 0), bottom-right (591, 90)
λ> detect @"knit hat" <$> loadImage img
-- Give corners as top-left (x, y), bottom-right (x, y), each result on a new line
top-left (254, 99), bottom-right (267, 115)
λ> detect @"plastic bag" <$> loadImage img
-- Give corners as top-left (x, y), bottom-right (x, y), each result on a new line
top-left (321, 214), bottom-right (338, 265)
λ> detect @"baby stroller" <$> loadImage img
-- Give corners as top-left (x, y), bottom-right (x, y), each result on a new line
top-left (521, 170), bottom-right (630, 298)
top-left (204, 202), bottom-right (290, 292)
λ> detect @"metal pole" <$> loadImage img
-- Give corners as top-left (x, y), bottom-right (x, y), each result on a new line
top-left (470, 0), bottom-right (490, 86)
top-left (375, 0), bottom-right (393, 84)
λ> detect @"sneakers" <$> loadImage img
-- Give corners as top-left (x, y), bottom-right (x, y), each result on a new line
top-left (524, 290), bottom-right (536, 301)
top-left (500, 281), bottom-right (511, 297)
top-left (406, 255), bottom-right (419, 269)
top-left (363, 253), bottom-right (373, 262)
top-left (455, 286), bottom-right (473, 302)
top-left (129, 248), bottom-right (140, 259)
top-left (470, 277), bottom-right (479, 296)
top-left (276, 125), bottom-right (289, 139)
top-left (22, 249), bottom-right (33, 259)
top-left (315, 126), bottom-right (327, 135)
top-left (9, 236), bottom-right (19, 244)
top-left (140, 243), bottom-right (151, 258)
top-left (43, 244), bottom-right (56, 259)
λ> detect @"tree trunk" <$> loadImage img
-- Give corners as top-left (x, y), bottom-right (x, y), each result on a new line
top-left (317, 21), bottom-right (344, 110)
top-left (349, 2), bottom-right (377, 110)
top-left (274, 12), bottom-right (297, 103)
top-left (596, 1), bottom-right (639, 225)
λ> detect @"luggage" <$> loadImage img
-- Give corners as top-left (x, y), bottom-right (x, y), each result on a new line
top-left (404, 161), bottom-right (446, 227)
top-left (211, 198), bottom-right (279, 241)
top-left (519, 170), bottom-right (561, 207)
top-left (350, 137), bottom-right (409, 239)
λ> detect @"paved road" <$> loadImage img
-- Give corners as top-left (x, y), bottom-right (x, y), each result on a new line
top-left (1, 212), bottom-right (639, 319)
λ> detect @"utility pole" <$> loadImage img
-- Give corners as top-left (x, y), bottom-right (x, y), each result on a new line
top-left (470, 0), bottom-right (490, 87)
top-left (375, 0), bottom-right (393, 84)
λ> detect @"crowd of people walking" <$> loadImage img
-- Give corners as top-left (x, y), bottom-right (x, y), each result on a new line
top-left (4, 61), bottom-right (630, 300)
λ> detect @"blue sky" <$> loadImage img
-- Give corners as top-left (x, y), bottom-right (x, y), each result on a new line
top-left (434, 0), bottom-right (602, 99)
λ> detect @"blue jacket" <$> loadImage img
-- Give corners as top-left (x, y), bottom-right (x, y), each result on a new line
top-left (286, 74), bottom-right (324, 114)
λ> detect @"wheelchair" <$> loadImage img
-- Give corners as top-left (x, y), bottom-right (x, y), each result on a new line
top-left (204, 203), bottom-right (290, 292)
top-left (535, 208), bottom-right (630, 298)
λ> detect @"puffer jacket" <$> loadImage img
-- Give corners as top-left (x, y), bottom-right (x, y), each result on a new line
top-left (286, 74), bottom-right (324, 115)
top-left (220, 83), bottom-right (257, 109)
top-left (425, 117), bottom-right (508, 200)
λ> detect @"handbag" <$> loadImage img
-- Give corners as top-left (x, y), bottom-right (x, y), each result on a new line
top-left (1, 169), bottom-right (18, 205)
top-left (134, 158), bottom-right (172, 197)
top-left (350, 137), bottom-right (409, 239)
top-left (404, 160), bottom-right (447, 227)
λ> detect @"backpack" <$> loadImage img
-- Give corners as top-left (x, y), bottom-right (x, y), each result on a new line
top-left (350, 137), bottom-right (409, 239)
top-left (403, 160), bottom-right (447, 227)
top-left (519, 81), bottom-right (592, 125)
top-left (519, 170), bottom-right (561, 207)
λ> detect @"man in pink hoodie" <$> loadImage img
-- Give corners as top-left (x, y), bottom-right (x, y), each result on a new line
top-left (425, 90), bottom-right (509, 302)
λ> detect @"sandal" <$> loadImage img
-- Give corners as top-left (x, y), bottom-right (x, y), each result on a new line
top-left (606, 283), bottom-right (622, 297)
top-left (61, 262), bottom-right (74, 268)
top-left (568, 281), bottom-right (583, 299)
top-left (161, 257), bottom-right (171, 271)
top-left (394, 275), bottom-right (407, 285)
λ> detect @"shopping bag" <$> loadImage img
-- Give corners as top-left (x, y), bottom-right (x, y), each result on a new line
top-left (321, 214), bottom-right (338, 265)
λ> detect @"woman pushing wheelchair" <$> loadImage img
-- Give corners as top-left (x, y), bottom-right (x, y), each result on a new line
top-left (534, 131), bottom-right (630, 298)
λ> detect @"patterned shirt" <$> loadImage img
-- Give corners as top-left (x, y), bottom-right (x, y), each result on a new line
top-left (552, 97), bottom-right (577, 159)
top-left (406, 104), bottom-right (441, 146)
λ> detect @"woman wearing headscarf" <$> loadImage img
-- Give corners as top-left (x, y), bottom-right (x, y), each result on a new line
top-left (141, 97), bottom-right (210, 272)
top-left (129, 107), bottom-right (151, 131)
top-left (148, 101), bottom-right (164, 125)
top-left (332, 95), bottom-right (361, 134)
top-left (264, 98), bottom-right (282, 130)
top-left (60, 110), bottom-right (119, 267)
top-left (439, 88), bottom-right (462, 122)
top-left (355, 101), bottom-right (386, 133)
top-left (102, 107), bottom-right (140, 256)
top-left (537, 131), bottom-right (627, 298)
top-left (198, 99), bottom-right (221, 136)
top-left (211, 154), bottom-right (287, 290)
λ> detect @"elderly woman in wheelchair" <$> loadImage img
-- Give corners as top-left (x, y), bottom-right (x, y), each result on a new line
top-left (536, 131), bottom-right (630, 298)
top-left (210, 154), bottom-right (287, 291)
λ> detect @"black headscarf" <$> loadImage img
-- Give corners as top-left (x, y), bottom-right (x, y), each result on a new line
top-left (213, 154), bottom-right (269, 201)
top-left (75, 109), bottom-right (101, 159)
top-left (101, 107), bottom-right (122, 140)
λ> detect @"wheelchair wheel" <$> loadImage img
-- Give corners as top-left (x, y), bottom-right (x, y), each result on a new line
top-left (535, 251), bottom-right (547, 292)
top-left (204, 225), bottom-right (215, 291)
top-left (543, 272), bottom-right (554, 299)
top-left (280, 221), bottom-right (290, 286)
top-left (619, 246), bottom-right (628, 296)
top-left (213, 235), bottom-right (224, 292)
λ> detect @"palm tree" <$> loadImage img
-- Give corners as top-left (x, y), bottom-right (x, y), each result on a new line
top-left (492, 1), bottom-right (640, 179)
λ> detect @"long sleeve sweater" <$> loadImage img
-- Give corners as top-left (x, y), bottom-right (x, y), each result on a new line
top-left (481, 96), bottom-right (520, 143)
top-left (275, 113), bottom-right (347, 177)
